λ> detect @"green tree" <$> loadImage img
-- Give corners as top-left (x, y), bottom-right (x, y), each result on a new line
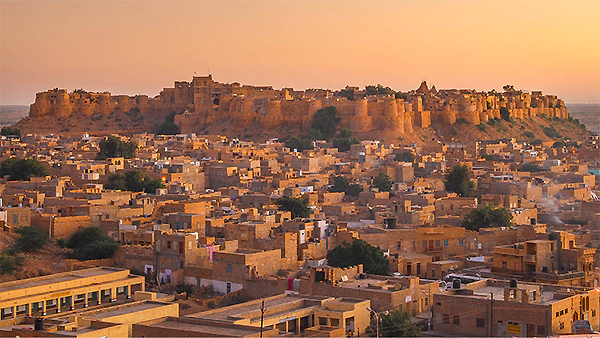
top-left (338, 88), bottom-right (355, 101)
top-left (332, 129), bottom-right (359, 152)
top-left (286, 136), bottom-right (314, 152)
top-left (394, 151), bottom-right (415, 163)
top-left (153, 111), bottom-right (180, 135)
top-left (462, 204), bottom-right (513, 231)
top-left (66, 227), bottom-right (120, 261)
top-left (105, 173), bottom-right (127, 190)
top-left (105, 170), bottom-right (164, 193)
top-left (310, 106), bottom-right (341, 140)
top-left (519, 163), bottom-right (543, 172)
top-left (365, 84), bottom-right (394, 96)
top-left (327, 239), bottom-right (389, 275)
top-left (0, 252), bottom-right (23, 275)
top-left (1, 127), bottom-right (21, 137)
top-left (377, 309), bottom-right (421, 337)
top-left (373, 173), bottom-right (393, 192)
top-left (275, 196), bottom-right (310, 219)
top-left (97, 135), bottom-right (137, 159)
top-left (444, 165), bottom-right (475, 197)
top-left (154, 121), bottom-right (180, 135)
top-left (15, 226), bottom-right (51, 252)
top-left (329, 176), bottom-right (363, 197)
top-left (0, 158), bottom-right (49, 181)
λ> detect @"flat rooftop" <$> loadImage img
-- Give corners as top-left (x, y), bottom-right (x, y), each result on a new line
top-left (0, 267), bottom-right (142, 304)
top-left (0, 267), bottom-right (132, 293)
top-left (341, 277), bottom-right (407, 292)
top-left (188, 294), bottom-right (363, 326)
top-left (445, 280), bottom-right (582, 305)
top-left (189, 294), bottom-right (329, 324)
top-left (136, 317), bottom-right (267, 337)
top-left (469, 285), bottom-right (556, 304)
top-left (80, 301), bottom-right (170, 320)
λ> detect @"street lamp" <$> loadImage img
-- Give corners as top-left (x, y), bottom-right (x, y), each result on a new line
top-left (367, 307), bottom-right (389, 338)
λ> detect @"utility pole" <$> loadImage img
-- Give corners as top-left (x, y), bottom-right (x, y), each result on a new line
top-left (430, 285), bottom-right (434, 331)
top-left (259, 299), bottom-right (266, 338)
top-left (489, 292), bottom-right (494, 337)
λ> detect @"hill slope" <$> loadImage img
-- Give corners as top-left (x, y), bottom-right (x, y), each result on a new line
top-left (13, 107), bottom-right (590, 144)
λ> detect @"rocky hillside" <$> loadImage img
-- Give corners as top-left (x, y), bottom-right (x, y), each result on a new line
top-left (0, 231), bottom-right (110, 283)
top-left (15, 107), bottom-right (170, 136)
top-left (13, 107), bottom-right (590, 145)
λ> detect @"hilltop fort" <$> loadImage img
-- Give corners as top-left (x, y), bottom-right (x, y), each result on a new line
top-left (25, 75), bottom-right (570, 138)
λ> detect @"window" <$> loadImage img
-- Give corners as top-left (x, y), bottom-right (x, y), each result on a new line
top-left (530, 291), bottom-right (536, 301)
top-left (330, 318), bottom-right (340, 327)
top-left (166, 241), bottom-right (172, 249)
top-left (417, 263), bottom-right (421, 275)
top-left (593, 310), bottom-right (597, 317)
top-left (443, 240), bottom-right (448, 247)
top-left (12, 214), bottom-right (18, 224)
top-left (435, 240), bottom-right (440, 247)
top-left (453, 315), bottom-right (460, 325)
top-left (226, 264), bottom-right (232, 272)
top-left (565, 308), bottom-right (568, 314)
top-left (226, 282), bottom-right (231, 293)
top-left (443, 314), bottom-right (449, 324)
top-left (502, 261), bottom-right (507, 268)
top-left (560, 310), bottom-right (564, 315)
top-left (178, 242), bottom-right (184, 254)
top-left (319, 317), bottom-right (328, 326)
top-left (559, 322), bottom-right (564, 330)
top-left (179, 261), bottom-right (184, 269)
top-left (422, 241), bottom-right (427, 248)
top-left (476, 318), bottom-right (485, 328)
top-left (458, 239), bottom-right (464, 246)
top-left (556, 312), bottom-right (559, 318)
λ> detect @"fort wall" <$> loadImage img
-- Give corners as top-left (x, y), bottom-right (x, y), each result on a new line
top-left (28, 77), bottom-right (570, 136)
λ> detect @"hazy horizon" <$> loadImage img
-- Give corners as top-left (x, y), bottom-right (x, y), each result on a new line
top-left (1, 0), bottom-right (599, 105)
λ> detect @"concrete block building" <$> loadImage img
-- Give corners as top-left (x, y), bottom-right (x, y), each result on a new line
top-left (433, 278), bottom-right (600, 336)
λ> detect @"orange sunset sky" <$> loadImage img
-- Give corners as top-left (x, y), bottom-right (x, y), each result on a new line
top-left (1, 0), bottom-right (599, 105)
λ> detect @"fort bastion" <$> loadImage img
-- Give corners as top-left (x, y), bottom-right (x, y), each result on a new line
top-left (28, 75), bottom-right (569, 134)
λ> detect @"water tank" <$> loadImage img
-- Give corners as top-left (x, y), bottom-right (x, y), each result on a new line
top-left (34, 317), bottom-right (45, 331)
top-left (510, 279), bottom-right (518, 288)
top-left (452, 278), bottom-right (461, 289)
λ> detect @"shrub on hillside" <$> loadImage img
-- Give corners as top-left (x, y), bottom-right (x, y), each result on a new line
top-left (66, 227), bottom-right (119, 261)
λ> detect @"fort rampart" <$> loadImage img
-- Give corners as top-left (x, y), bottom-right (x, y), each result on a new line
top-left (28, 76), bottom-right (569, 135)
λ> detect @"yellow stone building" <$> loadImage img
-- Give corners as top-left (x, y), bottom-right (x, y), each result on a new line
top-left (0, 267), bottom-right (144, 320)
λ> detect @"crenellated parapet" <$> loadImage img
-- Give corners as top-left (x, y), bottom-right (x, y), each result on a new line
top-left (29, 77), bottom-right (570, 136)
